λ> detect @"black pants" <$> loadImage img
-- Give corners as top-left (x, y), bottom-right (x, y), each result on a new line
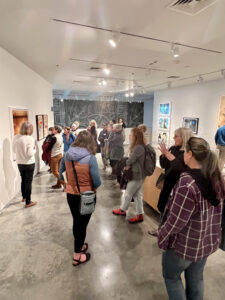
top-left (67, 193), bottom-right (92, 253)
top-left (110, 160), bottom-right (118, 175)
top-left (18, 164), bottom-right (35, 205)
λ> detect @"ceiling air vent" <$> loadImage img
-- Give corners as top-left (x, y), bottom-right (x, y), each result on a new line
top-left (90, 67), bottom-right (101, 70)
top-left (168, 0), bottom-right (218, 16)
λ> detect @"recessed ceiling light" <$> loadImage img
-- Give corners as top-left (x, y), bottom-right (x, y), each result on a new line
top-left (102, 80), bottom-right (107, 86)
top-left (130, 92), bottom-right (134, 97)
top-left (60, 98), bottom-right (64, 102)
top-left (125, 93), bottom-right (129, 97)
top-left (98, 81), bottom-right (102, 86)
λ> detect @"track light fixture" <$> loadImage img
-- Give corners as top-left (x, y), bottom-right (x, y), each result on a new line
top-left (197, 75), bottom-right (203, 83)
top-left (221, 69), bottom-right (225, 79)
top-left (103, 68), bottom-right (110, 75)
top-left (171, 43), bottom-right (180, 58)
top-left (98, 79), bottom-right (107, 86)
top-left (108, 32), bottom-right (121, 48)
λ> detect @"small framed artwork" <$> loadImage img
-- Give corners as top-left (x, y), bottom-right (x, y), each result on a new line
top-left (182, 117), bottom-right (199, 134)
top-left (158, 131), bottom-right (169, 145)
top-left (36, 115), bottom-right (44, 141)
top-left (159, 102), bottom-right (171, 116)
top-left (158, 117), bottom-right (170, 131)
top-left (43, 115), bottom-right (48, 138)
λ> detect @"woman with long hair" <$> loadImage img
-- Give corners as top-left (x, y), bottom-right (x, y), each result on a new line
top-left (158, 137), bottom-right (225, 300)
top-left (60, 131), bottom-right (101, 266)
top-left (112, 127), bottom-right (147, 223)
top-left (13, 121), bottom-right (37, 208)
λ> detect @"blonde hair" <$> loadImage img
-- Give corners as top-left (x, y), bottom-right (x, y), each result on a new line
top-left (174, 127), bottom-right (193, 150)
top-left (19, 121), bottom-right (33, 135)
top-left (89, 120), bottom-right (97, 129)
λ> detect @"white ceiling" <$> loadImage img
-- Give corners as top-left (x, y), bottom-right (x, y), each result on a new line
top-left (0, 0), bottom-right (225, 98)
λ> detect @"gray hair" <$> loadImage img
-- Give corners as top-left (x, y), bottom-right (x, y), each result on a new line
top-left (113, 124), bottom-right (122, 132)
top-left (19, 121), bottom-right (33, 135)
top-left (175, 127), bottom-right (193, 150)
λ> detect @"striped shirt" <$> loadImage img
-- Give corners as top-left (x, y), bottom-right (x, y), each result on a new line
top-left (158, 172), bottom-right (222, 262)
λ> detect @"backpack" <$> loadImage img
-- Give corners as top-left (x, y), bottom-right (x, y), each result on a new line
top-left (143, 144), bottom-right (156, 176)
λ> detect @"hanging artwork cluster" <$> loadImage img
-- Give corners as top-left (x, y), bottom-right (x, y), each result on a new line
top-left (36, 115), bottom-right (48, 141)
top-left (158, 102), bottom-right (171, 145)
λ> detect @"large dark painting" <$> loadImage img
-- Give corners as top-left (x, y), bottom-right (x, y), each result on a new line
top-left (53, 99), bottom-right (143, 128)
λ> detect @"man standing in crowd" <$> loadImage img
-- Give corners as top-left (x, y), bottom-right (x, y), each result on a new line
top-left (215, 124), bottom-right (225, 171)
top-left (98, 123), bottom-right (109, 170)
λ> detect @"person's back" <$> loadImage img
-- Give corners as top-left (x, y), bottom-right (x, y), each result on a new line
top-left (13, 134), bottom-right (35, 164)
top-left (158, 136), bottom-right (225, 300)
top-left (51, 132), bottom-right (63, 157)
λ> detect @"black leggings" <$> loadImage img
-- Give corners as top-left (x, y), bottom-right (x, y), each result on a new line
top-left (18, 163), bottom-right (35, 205)
top-left (67, 193), bottom-right (92, 253)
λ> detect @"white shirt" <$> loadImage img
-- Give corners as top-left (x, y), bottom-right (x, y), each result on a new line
top-left (13, 135), bottom-right (36, 164)
top-left (51, 133), bottom-right (63, 157)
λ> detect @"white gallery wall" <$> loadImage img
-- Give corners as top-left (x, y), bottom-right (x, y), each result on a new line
top-left (152, 79), bottom-right (225, 150)
top-left (0, 46), bottom-right (53, 210)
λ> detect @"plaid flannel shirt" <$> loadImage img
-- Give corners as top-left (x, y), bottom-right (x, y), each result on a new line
top-left (158, 172), bottom-right (222, 262)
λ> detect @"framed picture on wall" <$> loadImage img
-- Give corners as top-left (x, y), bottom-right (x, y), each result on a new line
top-left (43, 115), bottom-right (48, 138)
top-left (182, 117), bottom-right (199, 134)
top-left (36, 115), bottom-right (44, 141)
top-left (158, 131), bottom-right (169, 145)
top-left (159, 102), bottom-right (171, 116)
top-left (158, 116), bottom-right (170, 131)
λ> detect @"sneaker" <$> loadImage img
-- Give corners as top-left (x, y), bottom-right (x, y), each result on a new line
top-left (25, 201), bottom-right (37, 208)
top-left (129, 214), bottom-right (144, 224)
top-left (112, 208), bottom-right (126, 216)
top-left (51, 184), bottom-right (61, 189)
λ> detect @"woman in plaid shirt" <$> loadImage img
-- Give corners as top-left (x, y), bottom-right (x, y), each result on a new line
top-left (158, 137), bottom-right (225, 300)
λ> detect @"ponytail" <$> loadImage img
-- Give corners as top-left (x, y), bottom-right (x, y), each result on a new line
top-left (201, 151), bottom-right (225, 199)
top-left (186, 137), bottom-right (225, 200)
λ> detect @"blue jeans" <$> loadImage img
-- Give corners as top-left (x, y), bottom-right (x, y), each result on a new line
top-left (162, 249), bottom-right (207, 300)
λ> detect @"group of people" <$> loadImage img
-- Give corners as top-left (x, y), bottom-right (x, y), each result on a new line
top-left (12, 118), bottom-right (225, 299)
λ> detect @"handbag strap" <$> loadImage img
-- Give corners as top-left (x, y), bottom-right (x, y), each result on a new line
top-left (71, 161), bottom-right (81, 194)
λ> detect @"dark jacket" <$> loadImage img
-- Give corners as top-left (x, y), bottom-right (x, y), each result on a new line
top-left (108, 131), bottom-right (124, 161)
top-left (159, 145), bottom-right (183, 172)
top-left (98, 130), bottom-right (109, 148)
top-left (42, 134), bottom-right (56, 164)
top-left (158, 150), bottom-right (185, 213)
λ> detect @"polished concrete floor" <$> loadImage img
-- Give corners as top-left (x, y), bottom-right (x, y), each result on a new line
top-left (0, 157), bottom-right (225, 300)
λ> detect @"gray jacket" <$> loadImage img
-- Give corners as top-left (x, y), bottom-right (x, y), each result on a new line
top-left (126, 144), bottom-right (146, 180)
top-left (108, 131), bottom-right (124, 160)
